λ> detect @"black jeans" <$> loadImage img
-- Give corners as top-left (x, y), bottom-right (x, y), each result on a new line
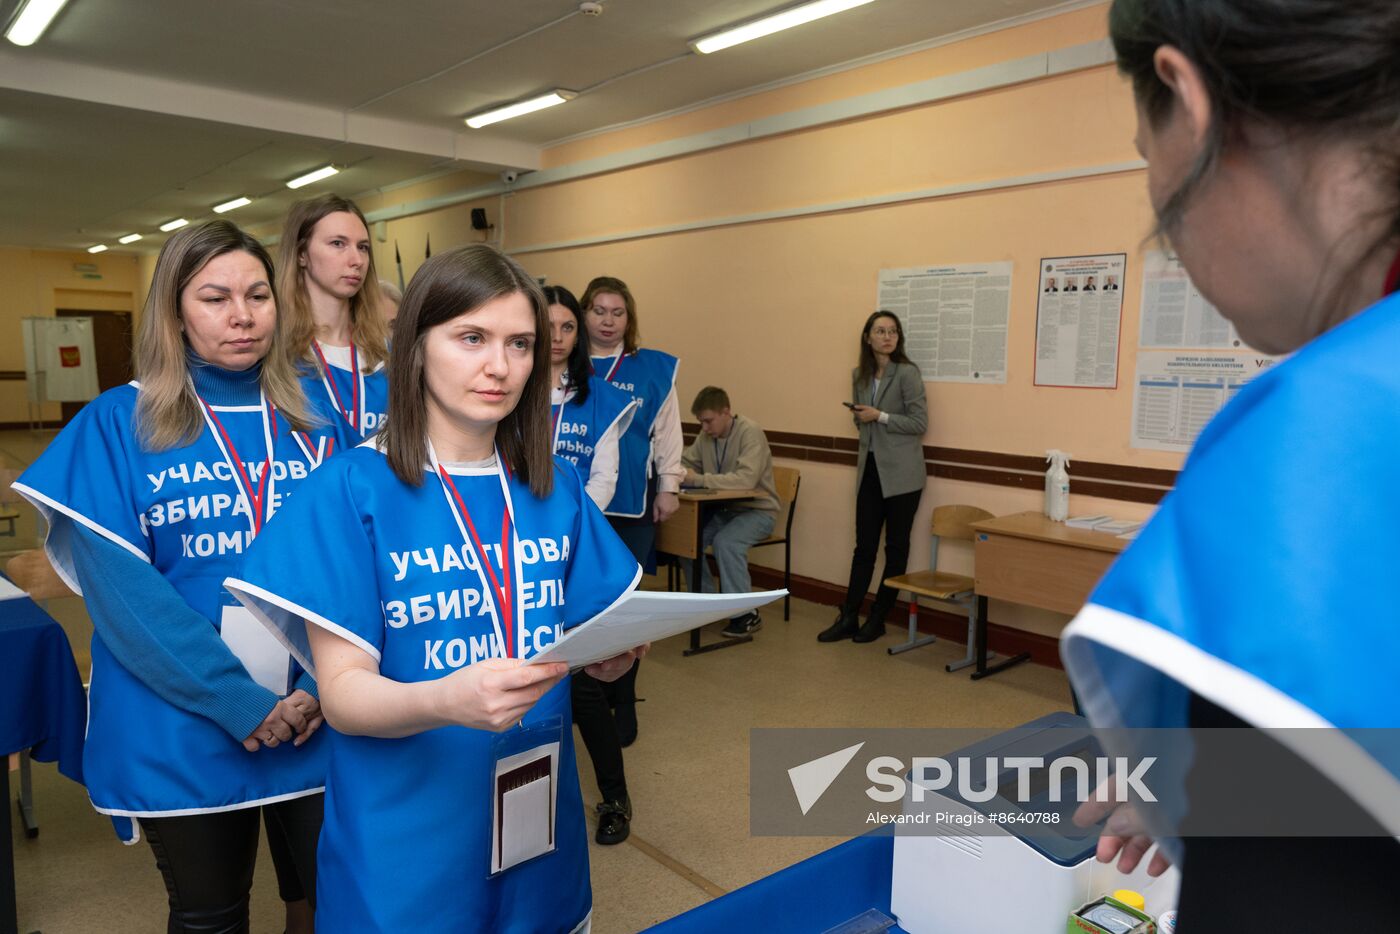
top-left (140, 792), bottom-right (323, 934)
top-left (842, 454), bottom-right (921, 623)
top-left (571, 672), bottom-right (629, 804)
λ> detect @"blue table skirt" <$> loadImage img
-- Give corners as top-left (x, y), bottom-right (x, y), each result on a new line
top-left (647, 832), bottom-right (906, 933)
top-left (0, 594), bottom-right (86, 782)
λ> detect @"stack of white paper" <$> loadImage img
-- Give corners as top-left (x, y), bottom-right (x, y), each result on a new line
top-left (1065, 515), bottom-right (1112, 529)
top-left (1095, 519), bottom-right (1143, 536)
top-left (529, 589), bottom-right (786, 668)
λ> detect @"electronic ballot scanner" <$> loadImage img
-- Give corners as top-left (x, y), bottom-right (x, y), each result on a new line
top-left (891, 713), bottom-right (1179, 933)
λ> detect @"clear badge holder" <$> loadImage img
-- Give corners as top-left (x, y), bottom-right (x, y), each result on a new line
top-left (487, 714), bottom-right (563, 877)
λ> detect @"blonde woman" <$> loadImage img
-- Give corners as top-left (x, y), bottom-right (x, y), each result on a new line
top-left (277, 194), bottom-right (391, 437)
top-left (12, 221), bottom-right (354, 931)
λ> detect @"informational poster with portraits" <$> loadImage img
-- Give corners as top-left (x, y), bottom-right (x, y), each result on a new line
top-left (1034, 253), bottom-right (1127, 388)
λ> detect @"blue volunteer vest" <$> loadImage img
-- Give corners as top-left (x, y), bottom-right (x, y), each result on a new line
top-left (551, 375), bottom-right (637, 486)
top-left (302, 342), bottom-right (389, 438)
top-left (591, 348), bottom-right (679, 517)
top-left (226, 446), bottom-right (641, 933)
top-left (13, 382), bottom-right (348, 826)
top-left (1062, 289), bottom-right (1400, 841)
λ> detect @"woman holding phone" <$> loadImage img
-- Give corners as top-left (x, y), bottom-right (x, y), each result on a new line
top-left (820, 311), bottom-right (928, 644)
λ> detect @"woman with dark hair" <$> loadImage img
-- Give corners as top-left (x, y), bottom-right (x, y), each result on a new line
top-left (226, 244), bottom-right (648, 932)
top-left (1061, 0), bottom-right (1400, 928)
top-left (12, 220), bottom-right (352, 932)
top-left (277, 193), bottom-right (391, 437)
top-left (546, 283), bottom-right (642, 844)
top-left (544, 285), bottom-right (638, 511)
top-left (819, 311), bottom-right (928, 643)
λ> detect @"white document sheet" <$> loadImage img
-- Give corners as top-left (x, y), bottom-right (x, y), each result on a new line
top-left (529, 589), bottom-right (786, 668)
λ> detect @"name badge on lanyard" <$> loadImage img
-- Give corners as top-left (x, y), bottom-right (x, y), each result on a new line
top-left (196, 388), bottom-right (294, 695)
top-left (428, 442), bottom-right (525, 660)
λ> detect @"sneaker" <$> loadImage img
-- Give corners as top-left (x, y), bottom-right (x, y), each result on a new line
top-left (721, 611), bottom-right (762, 638)
top-left (595, 797), bottom-right (632, 845)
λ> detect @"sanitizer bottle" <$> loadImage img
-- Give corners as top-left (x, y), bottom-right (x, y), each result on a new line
top-left (1045, 450), bottom-right (1070, 521)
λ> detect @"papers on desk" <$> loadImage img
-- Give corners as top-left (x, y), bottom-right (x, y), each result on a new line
top-left (529, 589), bottom-right (786, 668)
top-left (0, 577), bottom-right (28, 601)
top-left (1064, 515), bottom-right (1143, 536)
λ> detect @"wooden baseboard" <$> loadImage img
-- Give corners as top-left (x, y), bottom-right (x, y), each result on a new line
top-left (746, 565), bottom-right (1064, 670)
top-left (0, 420), bottom-right (62, 431)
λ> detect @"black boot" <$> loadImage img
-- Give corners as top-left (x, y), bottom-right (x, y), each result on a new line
top-left (817, 608), bottom-right (859, 642)
top-left (851, 614), bottom-right (886, 643)
top-left (595, 796), bottom-right (632, 845)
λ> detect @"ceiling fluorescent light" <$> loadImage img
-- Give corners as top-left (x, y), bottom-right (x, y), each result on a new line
top-left (4, 0), bottom-right (70, 47)
top-left (465, 90), bottom-right (576, 129)
top-left (213, 196), bottom-right (252, 214)
top-left (118, 233), bottom-right (142, 244)
top-left (286, 165), bottom-right (339, 189)
top-left (159, 218), bottom-right (189, 232)
top-left (692, 0), bottom-right (877, 54)
top-left (87, 244), bottom-right (107, 254)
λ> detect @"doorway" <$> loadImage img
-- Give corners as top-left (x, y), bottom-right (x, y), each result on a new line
top-left (55, 309), bottom-right (133, 424)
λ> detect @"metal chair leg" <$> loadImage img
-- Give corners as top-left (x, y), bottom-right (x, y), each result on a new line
top-left (888, 595), bottom-right (937, 656)
top-left (783, 542), bottom-right (791, 621)
top-left (946, 595), bottom-right (993, 672)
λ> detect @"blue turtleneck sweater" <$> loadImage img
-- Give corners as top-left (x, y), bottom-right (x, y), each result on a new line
top-left (54, 356), bottom-right (316, 746)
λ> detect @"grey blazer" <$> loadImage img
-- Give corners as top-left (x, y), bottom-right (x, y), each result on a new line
top-left (852, 361), bottom-right (928, 497)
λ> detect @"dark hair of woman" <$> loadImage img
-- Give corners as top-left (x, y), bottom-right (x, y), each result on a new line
top-left (1110, 0), bottom-right (1400, 253)
top-left (542, 284), bottom-right (591, 406)
top-left (384, 244), bottom-right (554, 495)
top-left (856, 311), bottom-right (912, 389)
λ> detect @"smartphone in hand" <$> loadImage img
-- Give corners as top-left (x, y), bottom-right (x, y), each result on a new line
top-left (842, 401), bottom-right (857, 409)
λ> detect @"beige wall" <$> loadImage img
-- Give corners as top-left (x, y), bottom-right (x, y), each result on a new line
top-left (364, 3), bottom-right (1161, 637)
top-left (0, 247), bottom-right (140, 424)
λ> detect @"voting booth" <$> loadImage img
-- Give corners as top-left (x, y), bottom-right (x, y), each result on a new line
top-left (21, 317), bottom-right (100, 428)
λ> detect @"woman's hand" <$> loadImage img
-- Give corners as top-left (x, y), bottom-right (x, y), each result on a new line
top-left (437, 659), bottom-right (569, 732)
top-left (654, 491), bottom-right (679, 522)
top-left (584, 644), bottom-right (650, 683)
top-left (243, 695), bottom-right (309, 751)
top-left (283, 689), bottom-right (325, 746)
top-left (1073, 782), bottom-right (1173, 877)
top-left (850, 405), bottom-right (882, 424)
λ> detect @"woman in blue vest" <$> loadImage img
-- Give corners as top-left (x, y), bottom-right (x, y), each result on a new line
top-left (13, 221), bottom-right (352, 932)
top-left (545, 283), bottom-right (642, 844)
top-left (1062, 0), bottom-right (1400, 928)
top-left (543, 284), bottom-right (637, 511)
top-left (277, 193), bottom-right (391, 438)
top-left (581, 275), bottom-right (683, 744)
top-left (225, 244), bottom-right (647, 933)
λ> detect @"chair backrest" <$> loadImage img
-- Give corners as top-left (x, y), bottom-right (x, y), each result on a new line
top-left (771, 466), bottom-right (801, 537)
top-left (930, 505), bottom-right (994, 542)
top-left (0, 467), bottom-right (23, 506)
top-left (5, 549), bottom-right (75, 602)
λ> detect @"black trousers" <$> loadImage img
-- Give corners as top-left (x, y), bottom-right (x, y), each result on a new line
top-left (842, 454), bottom-right (922, 622)
top-left (571, 672), bottom-right (629, 804)
top-left (140, 792), bottom-right (322, 934)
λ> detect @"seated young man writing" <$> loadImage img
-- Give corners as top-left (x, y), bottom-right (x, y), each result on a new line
top-left (682, 386), bottom-right (780, 637)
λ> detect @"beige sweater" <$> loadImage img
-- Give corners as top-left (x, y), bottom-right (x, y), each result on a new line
top-left (681, 414), bottom-right (779, 512)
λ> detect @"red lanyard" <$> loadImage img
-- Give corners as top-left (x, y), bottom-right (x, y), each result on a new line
top-left (437, 466), bottom-right (517, 658)
top-left (591, 352), bottom-right (624, 383)
top-left (311, 341), bottom-right (360, 430)
top-left (198, 395), bottom-right (276, 533)
top-left (1384, 249), bottom-right (1400, 297)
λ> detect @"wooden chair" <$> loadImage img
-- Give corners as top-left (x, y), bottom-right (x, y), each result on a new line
top-left (882, 505), bottom-right (995, 671)
top-left (0, 467), bottom-right (24, 540)
top-left (747, 466), bottom-right (800, 620)
top-left (5, 548), bottom-right (75, 603)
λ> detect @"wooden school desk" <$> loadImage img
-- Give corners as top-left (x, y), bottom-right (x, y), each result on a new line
top-left (656, 488), bottom-right (761, 656)
top-left (968, 511), bottom-right (1130, 680)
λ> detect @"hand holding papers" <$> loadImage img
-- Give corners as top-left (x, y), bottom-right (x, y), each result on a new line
top-left (529, 589), bottom-right (786, 668)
